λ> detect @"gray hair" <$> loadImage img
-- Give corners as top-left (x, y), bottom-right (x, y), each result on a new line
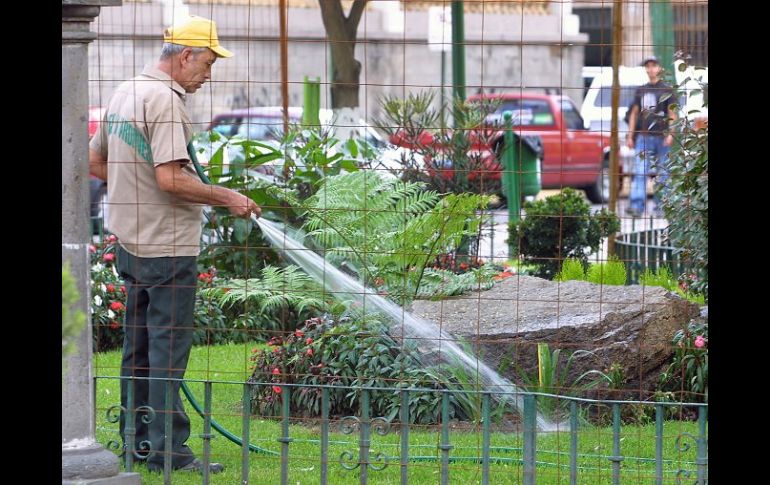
top-left (160, 43), bottom-right (208, 60)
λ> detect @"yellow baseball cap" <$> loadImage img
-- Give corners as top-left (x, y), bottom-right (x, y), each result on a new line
top-left (163, 15), bottom-right (233, 58)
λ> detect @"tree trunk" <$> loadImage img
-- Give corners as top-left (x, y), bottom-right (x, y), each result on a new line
top-left (318, 0), bottom-right (368, 109)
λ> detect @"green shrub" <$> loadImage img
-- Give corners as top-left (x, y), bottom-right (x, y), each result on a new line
top-left (508, 188), bottom-right (620, 279)
top-left (249, 314), bottom-right (474, 425)
top-left (553, 258), bottom-right (586, 282)
top-left (586, 256), bottom-right (627, 285)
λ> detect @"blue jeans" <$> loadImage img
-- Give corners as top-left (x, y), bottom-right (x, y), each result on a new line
top-left (630, 134), bottom-right (670, 213)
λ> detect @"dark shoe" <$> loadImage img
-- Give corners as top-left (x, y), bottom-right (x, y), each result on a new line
top-left (178, 459), bottom-right (224, 474)
top-left (625, 207), bottom-right (642, 217)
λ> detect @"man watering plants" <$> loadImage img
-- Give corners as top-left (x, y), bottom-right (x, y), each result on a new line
top-left (89, 15), bottom-right (260, 474)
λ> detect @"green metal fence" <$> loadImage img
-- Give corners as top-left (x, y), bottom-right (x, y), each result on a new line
top-left (615, 223), bottom-right (689, 285)
top-left (96, 376), bottom-right (707, 484)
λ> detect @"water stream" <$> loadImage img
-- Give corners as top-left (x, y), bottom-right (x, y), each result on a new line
top-left (254, 216), bottom-right (556, 431)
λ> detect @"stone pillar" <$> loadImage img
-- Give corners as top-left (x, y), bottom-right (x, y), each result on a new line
top-left (622, 0), bottom-right (653, 66)
top-left (62, 1), bottom-right (139, 483)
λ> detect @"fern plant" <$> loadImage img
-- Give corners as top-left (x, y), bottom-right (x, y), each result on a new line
top-left (201, 265), bottom-right (334, 335)
top-left (302, 171), bottom-right (490, 302)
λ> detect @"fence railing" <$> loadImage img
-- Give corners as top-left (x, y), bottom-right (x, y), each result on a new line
top-left (95, 376), bottom-right (708, 484)
top-left (615, 224), bottom-right (689, 284)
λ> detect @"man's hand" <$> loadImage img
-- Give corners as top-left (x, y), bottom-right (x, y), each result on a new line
top-left (626, 134), bottom-right (635, 150)
top-left (227, 191), bottom-right (261, 219)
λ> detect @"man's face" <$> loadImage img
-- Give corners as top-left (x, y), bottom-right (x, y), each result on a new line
top-left (644, 62), bottom-right (662, 80)
top-left (178, 48), bottom-right (217, 93)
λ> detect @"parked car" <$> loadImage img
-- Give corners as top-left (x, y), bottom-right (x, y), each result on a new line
top-left (203, 106), bottom-right (419, 175)
top-left (466, 92), bottom-right (614, 203)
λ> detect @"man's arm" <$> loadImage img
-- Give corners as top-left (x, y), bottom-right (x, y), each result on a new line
top-left (155, 161), bottom-right (260, 218)
top-left (626, 105), bottom-right (640, 149)
top-left (89, 149), bottom-right (108, 181)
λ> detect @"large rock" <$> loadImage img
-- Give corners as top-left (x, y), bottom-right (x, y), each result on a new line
top-left (410, 275), bottom-right (701, 393)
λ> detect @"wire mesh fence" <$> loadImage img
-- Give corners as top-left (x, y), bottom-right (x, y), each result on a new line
top-left (77, 1), bottom-right (708, 483)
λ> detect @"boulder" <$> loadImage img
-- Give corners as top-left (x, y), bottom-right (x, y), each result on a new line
top-left (409, 275), bottom-right (701, 393)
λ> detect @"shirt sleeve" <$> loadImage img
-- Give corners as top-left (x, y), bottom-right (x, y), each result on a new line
top-left (145, 90), bottom-right (191, 166)
top-left (88, 112), bottom-right (108, 158)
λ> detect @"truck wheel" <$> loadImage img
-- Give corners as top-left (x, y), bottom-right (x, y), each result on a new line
top-left (585, 159), bottom-right (610, 204)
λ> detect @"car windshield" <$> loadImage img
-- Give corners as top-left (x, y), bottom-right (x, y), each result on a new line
top-left (482, 99), bottom-right (555, 126)
top-left (595, 86), bottom-right (639, 108)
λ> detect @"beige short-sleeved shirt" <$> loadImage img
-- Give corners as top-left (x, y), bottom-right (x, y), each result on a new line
top-left (90, 66), bottom-right (203, 258)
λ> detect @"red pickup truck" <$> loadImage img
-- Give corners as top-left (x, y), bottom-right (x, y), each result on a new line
top-left (390, 93), bottom-right (614, 203)
top-left (469, 93), bottom-right (613, 203)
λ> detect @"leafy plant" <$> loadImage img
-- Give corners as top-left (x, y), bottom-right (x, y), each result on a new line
top-left (660, 59), bottom-right (708, 300)
top-left (639, 266), bottom-right (705, 305)
top-left (89, 235), bottom-right (126, 352)
top-left (514, 343), bottom-right (605, 420)
top-left (377, 91), bottom-right (503, 195)
top-left (249, 314), bottom-right (471, 425)
top-left (508, 188), bottom-right (620, 279)
top-left (302, 171), bottom-right (489, 303)
top-left (659, 321), bottom-right (708, 403)
top-left (201, 265), bottom-right (332, 339)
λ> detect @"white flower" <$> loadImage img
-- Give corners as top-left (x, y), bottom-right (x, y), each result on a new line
top-left (92, 263), bottom-right (104, 272)
top-left (107, 310), bottom-right (115, 319)
top-left (100, 284), bottom-right (107, 293)
top-left (94, 295), bottom-right (102, 306)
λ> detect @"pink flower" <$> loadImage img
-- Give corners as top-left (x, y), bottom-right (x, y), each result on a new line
top-left (103, 253), bottom-right (115, 262)
top-left (109, 321), bottom-right (120, 330)
top-left (306, 348), bottom-right (314, 357)
top-left (109, 301), bottom-right (124, 311)
top-left (89, 245), bottom-right (97, 253)
top-left (272, 385), bottom-right (282, 394)
top-left (272, 368), bottom-right (281, 375)
top-left (107, 234), bottom-right (117, 243)
top-left (106, 284), bottom-right (115, 293)
top-left (120, 286), bottom-right (126, 293)
top-left (694, 336), bottom-right (706, 349)
top-left (295, 330), bottom-right (304, 337)
top-left (305, 337), bottom-right (313, 345)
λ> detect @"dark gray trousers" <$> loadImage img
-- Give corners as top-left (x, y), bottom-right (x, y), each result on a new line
top-left (116, 245), bottom-right (198, 470)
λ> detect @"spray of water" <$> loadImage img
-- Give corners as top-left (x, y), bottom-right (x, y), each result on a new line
top-left (254, 216), bottom-right (557, 431)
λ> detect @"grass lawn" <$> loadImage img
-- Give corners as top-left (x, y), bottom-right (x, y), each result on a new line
top-left (94, 343), bottom-right (705, 484)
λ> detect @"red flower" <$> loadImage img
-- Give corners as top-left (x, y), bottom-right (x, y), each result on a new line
top-left (305, 337), bottom-right (313, 345)
top-left (109, 301), bottom-right (124, 311)
top-left (272, 367), bottom-right (281, 375)
top-left (103, 253), bottom-right (115, 263)
top-left (107, 234), bottom-right (117, 243)
top-left (272, 385), bottom-right (282, 394)
top-left (106, 284), bottom-right (115, 293)
top-left (89, 245), bottom-right (97, 253)
top-left (109, 321), bottom-right (120, 330)
top-left (306, 348), bottom-right (314, 357)
top-left (295, 330), bottom-right (304, 337)
top-left (120, 286), bottom-right (126, 293)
